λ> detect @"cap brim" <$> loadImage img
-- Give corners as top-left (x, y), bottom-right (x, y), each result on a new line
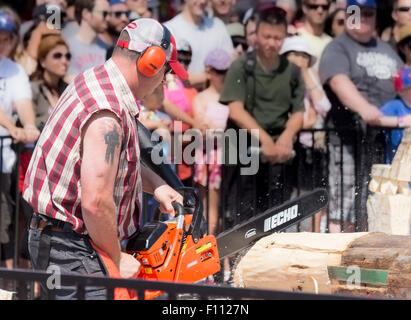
top-left (169, 59), bottom-right (189, 80)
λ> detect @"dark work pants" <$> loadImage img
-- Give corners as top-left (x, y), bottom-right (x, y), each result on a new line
top-left (28, 226), bottom-right (108, 300)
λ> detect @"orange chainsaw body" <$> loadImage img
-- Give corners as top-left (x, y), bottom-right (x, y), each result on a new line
top-left (126, 212), bottom-right (220, 299)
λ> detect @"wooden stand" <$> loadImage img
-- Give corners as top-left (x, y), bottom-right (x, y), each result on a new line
top-left (233, 232), bottom-right (411, 298)
top-left (367, 128), bottom-right (411, 235)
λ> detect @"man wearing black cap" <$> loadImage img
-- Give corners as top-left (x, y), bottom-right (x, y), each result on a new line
top-left (23, 18), bottom-right (187, 300)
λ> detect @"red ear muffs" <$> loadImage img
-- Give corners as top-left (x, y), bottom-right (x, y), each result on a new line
top-left (137, 46), bottom-right (167, 77)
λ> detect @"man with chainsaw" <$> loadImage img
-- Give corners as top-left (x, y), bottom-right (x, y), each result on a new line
top-left (22, 18), bottom-right (187, 300)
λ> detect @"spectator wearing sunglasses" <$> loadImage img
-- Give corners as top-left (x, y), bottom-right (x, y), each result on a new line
top-left (0, 10), bottom-right (39, 276)
top-left (397, 24), bottom-right (411, 66)
top-left (16, 34), bottom-right (71, 274)
top-left (227, 22), bottom-right (248, 58)
top-left (297, 0), bottom-right (332, 70)
top-left (319, 0), bottom-right (403, 232)
top-left (30, 34), bottom-right (70, 131)
top-left (382, 0), bottom-right (411, 51)
top-left (324, 8), bottom-right (345, 38)
top-left (99, 0), bottom-right (130, 48)
top-left (64, 0), bottom-right (109, 82)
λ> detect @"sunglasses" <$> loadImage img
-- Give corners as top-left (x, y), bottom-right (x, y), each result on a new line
top-left (336, 18), bottom-right (345, 26)
top-left (93, 9), bottom-right (109, 19)
top-left (110, 10), bottom-right (130, 19)
top-left (52, 52), bottom-right (71, 61)
top-left (304, 3), bottom-right (330, 11)
top-left (232, 37), bottom-right (249, 52)
top-left (397, 6), bottom-right (411, 13)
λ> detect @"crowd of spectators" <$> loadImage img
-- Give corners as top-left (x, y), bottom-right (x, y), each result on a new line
top-left (1, 0), bottom-right (411, 288)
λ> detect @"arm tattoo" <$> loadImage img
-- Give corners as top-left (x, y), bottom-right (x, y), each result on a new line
top-left (104, 124), bottom-right (120, 165)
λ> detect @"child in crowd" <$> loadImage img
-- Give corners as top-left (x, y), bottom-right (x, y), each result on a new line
top-left (379, 67), bottom-right (411, 163)
top-left (280, 36), bottom-right (331, 233)
top-left (163, 40), bottom-right (202, 185)
top-left (192, 49), bottom-right (231, 237)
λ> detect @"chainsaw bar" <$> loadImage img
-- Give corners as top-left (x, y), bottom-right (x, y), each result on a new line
top-left (216, 188), bottom-right (328, 260)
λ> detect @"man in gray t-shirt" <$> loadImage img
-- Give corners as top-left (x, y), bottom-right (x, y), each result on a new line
top-left (318, 0), bottom-right (403, 232)
top-left (64, 0), bottom-right (109, 81)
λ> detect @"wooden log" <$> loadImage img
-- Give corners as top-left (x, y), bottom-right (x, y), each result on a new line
top-left (233, 232), bottom-right (367, 294)
top-left (233, 232), bottom-right (411, 298)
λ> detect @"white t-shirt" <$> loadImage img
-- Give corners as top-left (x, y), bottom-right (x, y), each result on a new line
top-left (0, 57), bottom-right (32, 172)
top-left (164, 14), bottom-right (234, 74)
top-left (64, 34), bottom-right (107, 79)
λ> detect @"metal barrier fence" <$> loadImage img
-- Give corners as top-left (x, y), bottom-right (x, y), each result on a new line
top-left (0, 267), bottom-right (369, 300)
top-left (214, 125), bottom-right (386, 235)
top-left (0, 126), bottom-right (394, 300)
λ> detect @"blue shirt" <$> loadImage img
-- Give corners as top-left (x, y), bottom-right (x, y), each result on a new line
top-left (380, 98), bottom-right (411, 163)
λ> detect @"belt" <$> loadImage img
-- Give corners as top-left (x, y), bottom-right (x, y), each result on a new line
top-left (30, 216), bottom-right (73, 233)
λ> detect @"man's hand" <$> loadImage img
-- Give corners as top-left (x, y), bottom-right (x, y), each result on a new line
top-left (153, 184), bottom-right (184, 217)
top-left (260, 138), bottom-right (279, 164)
top-left (402, 114), bottom-right (411, 127)
top-left (118, 252), bottom-right (141, 278)
top-left (23, 125), bottom-right (40, 143)
top-left (274, 134), bottom-right (295, 163)
top-left (260, 135), bottom-right (295, 164)
top-left (9, 126), bottom-right (27, 143)
top-left (359, 104), bottom-right (382, 125)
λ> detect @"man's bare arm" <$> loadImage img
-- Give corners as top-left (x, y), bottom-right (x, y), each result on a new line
top-left (14, 99), bottom-right (40, 142)
top-left (329, 74), bottom-right (381, 124)
top-left (80, 111), bottom-right (123, 268)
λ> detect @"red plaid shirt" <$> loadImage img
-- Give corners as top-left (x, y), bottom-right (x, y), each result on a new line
top-left (23, 59), bottom-right (142, 240)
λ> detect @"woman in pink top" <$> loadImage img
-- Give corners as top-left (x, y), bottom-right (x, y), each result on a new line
top-left (192, 49), bottom-right (231, 237)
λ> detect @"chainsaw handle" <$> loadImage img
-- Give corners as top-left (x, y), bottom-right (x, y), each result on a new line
top-left (153, 202), bottom-right (185, 221)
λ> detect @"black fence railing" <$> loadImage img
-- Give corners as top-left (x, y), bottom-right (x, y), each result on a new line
top-left (0, 267), bottom-right (371, 300)
top-left (0, 126), bottom-right (398, 300)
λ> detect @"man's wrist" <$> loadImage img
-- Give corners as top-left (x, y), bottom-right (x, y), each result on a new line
top-left (398, 116), bottom-right (406, 128)
top-left (24, 124), bottom-right (37, 130)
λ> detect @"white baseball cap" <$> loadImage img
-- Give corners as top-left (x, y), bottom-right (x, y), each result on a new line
top-left (116, 18), bottom-right (188, 80)
top-left (280, 36), bottom-right (317, 67)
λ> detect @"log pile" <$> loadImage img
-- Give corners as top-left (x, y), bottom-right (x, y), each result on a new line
top-left (233, 232), bottom-right (411, 298)
top-left (367, 127), bottom-right (411, 235)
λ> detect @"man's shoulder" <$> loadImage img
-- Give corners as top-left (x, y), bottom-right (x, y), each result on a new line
top-left (0, 58), bottom-right (26, 79)
top-left (164, 14), bottom-right (185, 28)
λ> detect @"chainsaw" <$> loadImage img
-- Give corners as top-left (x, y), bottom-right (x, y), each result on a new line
top-left (127, 121), bottom-right (329, 299)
